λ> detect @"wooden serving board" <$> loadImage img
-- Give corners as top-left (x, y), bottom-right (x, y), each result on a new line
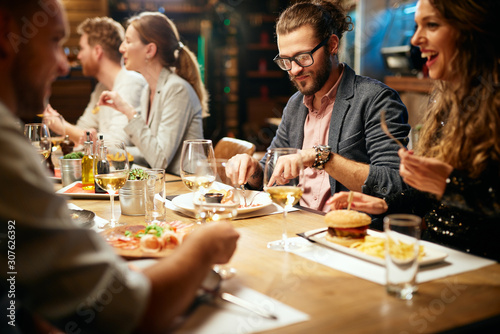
top-left (100, 225), bottom-right (175, 259)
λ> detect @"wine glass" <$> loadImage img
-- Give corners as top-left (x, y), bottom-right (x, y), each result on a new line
top-left (180, 139), bottom-right (216, 193)
top-left (42, 115), bottom-right (65, 176)
top-left (24, 123), bottom-right (51, 162)
top-left (180, 140), bottom-right (217, 223)
top-left (264, 148), bottom-right (304, 251)
top-left (94, 140), bottom-right (130, 228)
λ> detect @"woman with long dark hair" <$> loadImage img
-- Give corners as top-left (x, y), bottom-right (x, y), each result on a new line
top-left (328, 0), bottom-right (500, 260)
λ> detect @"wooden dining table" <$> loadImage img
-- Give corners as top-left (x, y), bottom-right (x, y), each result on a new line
top-left (58, 176), bottom-right (500, 333)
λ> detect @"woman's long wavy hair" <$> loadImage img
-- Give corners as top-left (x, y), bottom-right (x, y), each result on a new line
top-left (416, 0), bottom-right (500, 177)
top-left (127, 12), bottom-right (209, 117)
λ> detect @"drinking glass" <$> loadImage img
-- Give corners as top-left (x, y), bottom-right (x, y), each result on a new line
top-left (94, 140), bottom-right (130, 228)
top-left (193, 159), bottom-right (241, 278)
top-left (144, 169), bottom-right (166, 224)
top-left (24, 123), bottom-right (51, 162)
top-left (264, 148), bottom-right (304, 251)
top-left (180, 139), bottom-right (216, 193)
top-left (42, 115), bottom-right (65, 175)
top-left (384, 214), bottom-right (421, 300)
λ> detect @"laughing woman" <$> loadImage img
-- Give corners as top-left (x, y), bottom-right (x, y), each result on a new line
top-left (328, 0), bottom-right (500, 260)
top-left (99, 12), bottom-right (208, 175)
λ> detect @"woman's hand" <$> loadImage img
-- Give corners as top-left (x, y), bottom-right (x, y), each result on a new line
top-left (326, 191), bottom-right (388, 215)
top-left (98, 91), bottom-right (136, 120)
top-left (399, 149), bottom-right (453, 198)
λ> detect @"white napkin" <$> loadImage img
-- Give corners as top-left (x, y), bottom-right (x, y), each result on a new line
top-left (285, 236), bottom-right (496, 285)
top-left (174, 279), bottom-right (310, 334)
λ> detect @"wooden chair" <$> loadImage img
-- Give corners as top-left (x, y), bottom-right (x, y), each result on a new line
top-left (214, 137), bottom-right (256, 160)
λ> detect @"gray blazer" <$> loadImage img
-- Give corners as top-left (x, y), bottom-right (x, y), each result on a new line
top-left (263, 64), bottom-right (410, 198)
top-left (125, 68), bottom-right (203, 175)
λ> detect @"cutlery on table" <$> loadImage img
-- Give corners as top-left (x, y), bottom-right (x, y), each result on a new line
top-left (220, 292), bottom-right (278, 320)
top-left (200, 270), bottom-right (278, 320)
top-left (380, 110), bottom-right (405, 149)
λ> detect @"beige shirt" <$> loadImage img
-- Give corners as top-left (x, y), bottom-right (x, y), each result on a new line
top-left (0, 102), bottom-right (149, 332)
top-left (300, 66), bottom-right (344, 212)
top-left (76, 68), bottom-right (146, 145)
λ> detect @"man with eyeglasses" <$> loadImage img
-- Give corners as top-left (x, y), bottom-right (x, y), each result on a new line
top-left (227, 1), bottom-right (410, 218)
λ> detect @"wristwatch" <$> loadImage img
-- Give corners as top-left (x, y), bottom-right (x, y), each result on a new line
top-left (312, 145), bottom-right (331, 170)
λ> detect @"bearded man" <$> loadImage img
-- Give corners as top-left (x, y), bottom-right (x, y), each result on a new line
top-left (227, 0), bottom-right (410, 216)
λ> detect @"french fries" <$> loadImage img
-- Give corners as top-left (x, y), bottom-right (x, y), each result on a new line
top-left (106, 152), bottom-right (134, 162)
top-left (350, 235), bottom-right (425, 260)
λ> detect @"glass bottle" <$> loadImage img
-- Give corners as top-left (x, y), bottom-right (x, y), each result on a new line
top-left (81, 131), bottom-right (94, 190)
top-left (60, 135), bottom-right (74, 155)
top-left (94, 135), bottom-right (108, 193)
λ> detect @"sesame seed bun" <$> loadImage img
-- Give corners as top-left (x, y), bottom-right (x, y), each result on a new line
top-left (324, 210), bottom-right (371, 228)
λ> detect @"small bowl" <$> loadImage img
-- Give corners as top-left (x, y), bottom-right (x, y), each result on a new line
top-left (205, 193), bottom-right (224, 203)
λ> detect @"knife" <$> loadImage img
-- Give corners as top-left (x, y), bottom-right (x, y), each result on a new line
top-left (219, 292), bottom-right (278, 320)
top-left (297, 227), bottom-right (328, 240)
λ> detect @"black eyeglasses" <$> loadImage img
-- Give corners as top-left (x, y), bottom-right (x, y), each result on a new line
top-left (273, 37), bottom-right (330, 71)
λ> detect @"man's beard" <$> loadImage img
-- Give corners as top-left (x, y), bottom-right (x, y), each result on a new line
top-left (290, 56), bottom-right (332, 96)
top-left (81, 58), bottom-right (98, 77)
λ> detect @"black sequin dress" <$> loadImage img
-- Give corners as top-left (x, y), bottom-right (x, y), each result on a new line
top-left (381, 166), bottom-right (500, 261)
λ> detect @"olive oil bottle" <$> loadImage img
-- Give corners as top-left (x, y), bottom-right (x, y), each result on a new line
top-left (81, 131), bottom-right (94, 190)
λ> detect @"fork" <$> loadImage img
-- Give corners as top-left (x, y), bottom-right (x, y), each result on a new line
top-left (239, 185), bottom-right (259, 207)
top-left (239, 185), bottom-right (247, 207)
top-left (380, 110), bottom-right (405, 149)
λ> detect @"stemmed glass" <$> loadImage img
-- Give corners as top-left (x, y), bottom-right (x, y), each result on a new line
top-left (24, 123), bottom-right (51, 162)
top-left (180, 140), bottom-right (217, 224)
top-left (42, 115), bottom-right (65, 175)
top-left (193, 159), bottom-right (241, 278)
top-left (94, 140), bottom-right (130, 228)
top-left (264, 148), bottom-right (304, 251)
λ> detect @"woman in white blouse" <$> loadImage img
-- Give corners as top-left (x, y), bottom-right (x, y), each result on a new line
top-left (99, 12), bottom-right (208, 175)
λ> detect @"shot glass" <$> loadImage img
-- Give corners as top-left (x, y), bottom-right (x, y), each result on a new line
top-left (144, 169), bottom-right (166, 224)
top-left (384, 214), bottom-right (421, 300)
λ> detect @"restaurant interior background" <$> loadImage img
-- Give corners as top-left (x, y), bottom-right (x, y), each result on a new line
top-left (47, 0), bottom-right (431, 151)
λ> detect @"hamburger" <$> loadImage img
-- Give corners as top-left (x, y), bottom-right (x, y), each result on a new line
top-left (324, 210), bottom-right (371, 246)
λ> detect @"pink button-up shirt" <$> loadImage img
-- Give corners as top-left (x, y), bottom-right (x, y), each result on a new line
top-left (300, 66), bottom-right (344, 212)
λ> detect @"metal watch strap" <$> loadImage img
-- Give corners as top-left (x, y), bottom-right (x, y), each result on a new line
top-left (312, 145), bottom-right (331, 170)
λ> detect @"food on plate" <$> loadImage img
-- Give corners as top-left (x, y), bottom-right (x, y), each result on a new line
top-left (350, 235), bottom-right (425, 260)
top-left (107, 151), bottom-right (134, 162)
top-left (205, 188), bottom-right (234, 204)
top-left (324, 209), bottom-right (371, 246)
top-left (105, 221), bottom-right (191, 253)
top-left (204, 188), bottom-right (263, 208)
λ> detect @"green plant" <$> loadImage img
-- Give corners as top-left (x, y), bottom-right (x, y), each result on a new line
top-left (128, 168), bottom-right (149, 180)
top-left (63, 152), bottom-right (84, 159)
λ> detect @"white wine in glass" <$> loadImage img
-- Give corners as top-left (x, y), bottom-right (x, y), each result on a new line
top-left (193, 159), bottom-right (240, 278)
top-left (180, 139), bottom-right (216, 193)
top-left (264, 148), bottom-right (304, 251)
top-left (42, 115), bottom-right (65, 176)
top-left (94, 140), bottom-right (129, 228)
top-left (24, 123), bottom-right (52, 162)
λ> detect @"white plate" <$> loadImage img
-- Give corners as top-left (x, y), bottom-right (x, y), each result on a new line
top-left (171, 191), bottom-right (273, 215)
top-left (56, 181), bottom-right (118, 199)
top-left (302, 229), bottom-right (448, 266)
